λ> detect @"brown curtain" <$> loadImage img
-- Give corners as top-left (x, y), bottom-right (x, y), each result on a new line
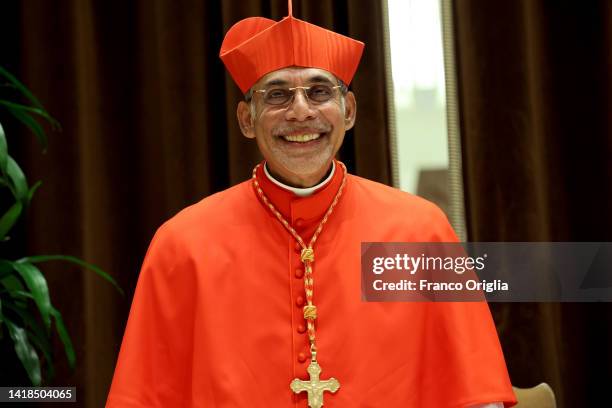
top-left (453, 1), bottom-right (612, 407)
top-left (0, 0), bottom-right (391, 406)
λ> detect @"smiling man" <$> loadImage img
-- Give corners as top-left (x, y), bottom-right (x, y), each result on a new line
top-left (237, 67), bottom-right (355, 189)
top-left (107, 3), bottom-right (516, 408)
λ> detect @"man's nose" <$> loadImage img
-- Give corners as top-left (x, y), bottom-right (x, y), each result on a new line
top-left (285, 89), bottom-right (316, 121)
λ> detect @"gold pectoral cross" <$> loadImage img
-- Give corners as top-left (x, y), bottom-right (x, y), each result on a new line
top-left (290, 360), bottom-right (340, 408)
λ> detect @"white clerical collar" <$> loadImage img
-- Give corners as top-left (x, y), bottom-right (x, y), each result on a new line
top-left (264, 161), bottom-right (336, 197)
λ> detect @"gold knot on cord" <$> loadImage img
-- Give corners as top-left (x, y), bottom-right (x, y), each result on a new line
top-left (301, 248), bottom-right (315, 263)
top-left (303, 305), bottom-right (317, 320)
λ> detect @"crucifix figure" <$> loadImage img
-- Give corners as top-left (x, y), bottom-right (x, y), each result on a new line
top-left (290, 359), bottom-right (340, 408)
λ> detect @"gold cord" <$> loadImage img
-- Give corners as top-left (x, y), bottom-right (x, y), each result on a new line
top-left (252, 161), bottom-right (348, 360)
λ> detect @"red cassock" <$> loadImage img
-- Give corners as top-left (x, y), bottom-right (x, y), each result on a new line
top-left (107, 161), bottom-right (517, 407)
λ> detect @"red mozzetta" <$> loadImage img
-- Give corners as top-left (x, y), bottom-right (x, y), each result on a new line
top-left (107, 161), bottom-right (516, 407)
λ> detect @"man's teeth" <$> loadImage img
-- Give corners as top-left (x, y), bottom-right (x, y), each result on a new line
top-left (282, 133), bottom-right (321, 143)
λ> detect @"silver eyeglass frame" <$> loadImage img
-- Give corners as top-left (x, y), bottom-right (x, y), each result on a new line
top-left (252, 85), bottom-right (343, 106)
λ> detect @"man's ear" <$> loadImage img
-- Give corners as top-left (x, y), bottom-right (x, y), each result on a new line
top-left (344, 91), bottom-right (357, 131)
top-left (237, 101), bottom-right (256, 139)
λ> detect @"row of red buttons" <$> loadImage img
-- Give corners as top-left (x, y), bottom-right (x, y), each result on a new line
top-left (296, 291), bottom-right (308, 364)
top-left (296, 280), bottom-right (307, 363)
top-left (296, 293), bottom-right (306, 337)
top-left (293, 231), bottom-right (307, 364)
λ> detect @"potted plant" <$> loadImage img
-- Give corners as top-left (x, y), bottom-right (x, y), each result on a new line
top-left (0, 66), bottom-right (122, 385)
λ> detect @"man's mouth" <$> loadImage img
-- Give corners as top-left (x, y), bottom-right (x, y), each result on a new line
top-left (280, 133), bottom-right (323, 143)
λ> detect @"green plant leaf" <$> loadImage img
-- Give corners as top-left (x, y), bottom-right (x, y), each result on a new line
top-left (0, 274), bottom-right (27, 309)
top-left (0, 201), bottom-right (23, 241)
top-left (21, 255), bottom-right (124, 296)
top-left (12, 261), bottom-right (52, 330)
top-left (49, 306), bottom-right (75, 369)
top-left (1, 274), bottom-right (24, 291)
top-left (0, 121), bottom-right (7, 173)
top-left (0, 259), bottom-right (13, 279)
top-left (4, 106), bottom-right (47, 150)
top-left (0, 101), bottom-right (59, 127)
top-left (4, 317), bottom-right (42, 386)
top-left (3, 299), bottom-right (55, 380)
top-left (27, 180), bottom-right (42, 203)
top-left (0, 289), bottom-right (34, 300)
top-left (7, 156), bottom-right (28, 202)
top-left (0, 66), bottom-right (45, 110)
top-left (26, 328), bottom-right (55, 380)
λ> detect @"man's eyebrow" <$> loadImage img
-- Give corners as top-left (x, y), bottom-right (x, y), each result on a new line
top-left (261, 79), bottom-right (289, 88)
top-left (305, 75), bottom-right (336, 85)
top-left (261, 75), bottom-right (336, 88)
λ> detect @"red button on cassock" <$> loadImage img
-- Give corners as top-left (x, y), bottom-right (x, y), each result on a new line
top-left (295, 218), bottom-right (305, 228)
top-left (295, 268), bottom-right (304, 278)
top-left (297, 352), bottom-right (307, 363)
top-left (296, 296), bottom-right (304, 306)
top-left (297, 324), bottom-right (306, 333)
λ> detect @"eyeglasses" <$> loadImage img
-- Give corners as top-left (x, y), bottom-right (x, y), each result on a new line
top-left (253, 84), bottom-right (342, 106)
